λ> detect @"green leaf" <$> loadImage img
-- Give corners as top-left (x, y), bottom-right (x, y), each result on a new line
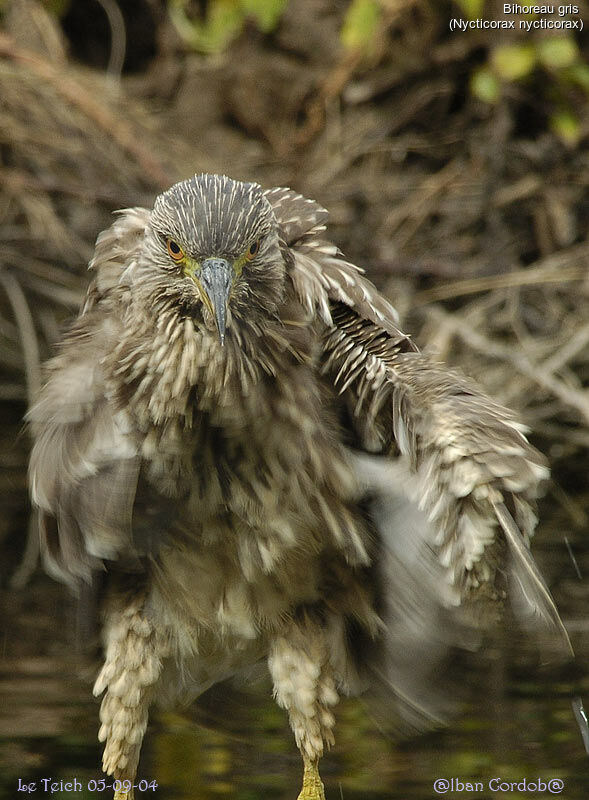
top-left (550, 109), bottom-right (581, 145)
top-left (537, 36), bottom-right (579, 69)
top-left (341, 0), bottom-right (382, 53)
top-left (240, 0), bottom-right (287, 32)
top-left (44, 0), bottom-right (72, 16)
top-left (470, 66), bottom-right (500, 103)
top-left (169, 0), bottom-right (244, 53)
top-left (206, 0), bottom-right (244, 49)
top-left (455, 0), bottom-right (485, 19)
top-left (564, 63), bottom-right (589, 92)
top-left (491, 44), bottom-right (536, 81)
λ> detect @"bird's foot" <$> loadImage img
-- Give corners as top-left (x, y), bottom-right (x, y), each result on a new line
top-left (113, 789), bottom-right (133, 800)
top-left (297, 758), bottom-right (325, 800)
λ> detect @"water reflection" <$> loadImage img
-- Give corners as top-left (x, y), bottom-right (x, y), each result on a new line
top-left (2, 651), bottom-right (587, 798)
top-left (2, 509), bottom-right (589, 799)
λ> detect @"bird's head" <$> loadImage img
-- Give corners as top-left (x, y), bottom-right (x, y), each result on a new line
top-left (141, 174), bottom-right (285, 343)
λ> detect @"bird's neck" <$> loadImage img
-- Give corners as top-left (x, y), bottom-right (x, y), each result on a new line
top-left (106, 296), bottom-right (316, 430)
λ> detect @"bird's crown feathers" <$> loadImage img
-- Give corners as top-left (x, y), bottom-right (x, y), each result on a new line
top-left (150, 173), bottom-right (275, 258)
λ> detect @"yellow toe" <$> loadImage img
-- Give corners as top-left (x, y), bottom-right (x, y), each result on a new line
top-left (296, 758), bottom-right (325, 800)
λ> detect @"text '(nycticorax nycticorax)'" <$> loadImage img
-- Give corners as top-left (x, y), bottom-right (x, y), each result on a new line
top-left (28, 174), bottom-right (570, 800)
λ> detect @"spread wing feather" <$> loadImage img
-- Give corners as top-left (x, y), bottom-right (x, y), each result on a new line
top-left (280, 188), bottom-right (571, 727)
top-left (269, 187), bottom-right (407, 336)
top-left (28, 209), bottom-right (149, 585)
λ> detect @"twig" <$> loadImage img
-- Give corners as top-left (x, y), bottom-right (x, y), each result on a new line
top-left (413, 243), bottom-right (589, 305)
top-left (414, 264), bottom-right (587, 305)
top-left (0, 32), bottom-right (170, 188)
top-left (17, 272), bottom-right (85, 308)
top-left (503, 322), bottom-right (589, 406)
top-left (296, 50), bottom-right (363, 147)
top-left (572, 698), bottom-right (589, 756)
top-left (385, 159), bottom-right (463, 248)
top-left (564, 536), bottom-right (582, 579)
top-left (0, 269), bottom-right (41, 405)
top-left (96, 0), bottom-right (126, 79)
top-left (539, 322), bottom-right (589, 377)
top-left (426, 305), bottom-right (589, 425)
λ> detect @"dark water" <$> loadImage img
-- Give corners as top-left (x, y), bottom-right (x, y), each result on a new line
top-left (1, 657), bottom-right (588, 800)
top-left (2, 503), bottom-right (589, 800)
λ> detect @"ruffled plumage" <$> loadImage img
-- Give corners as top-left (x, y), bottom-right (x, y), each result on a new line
top-left (28, 174), bottom-right (570, 797)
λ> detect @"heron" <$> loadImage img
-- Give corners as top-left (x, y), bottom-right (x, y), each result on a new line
top-left (28, 173), bottom-right (570, 799)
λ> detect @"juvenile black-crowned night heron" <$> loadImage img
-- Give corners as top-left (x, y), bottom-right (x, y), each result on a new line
top-left (28, 173), bottom-right (570, 800)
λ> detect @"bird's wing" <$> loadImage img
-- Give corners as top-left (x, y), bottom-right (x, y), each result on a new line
top-left (268, 185), bottom-right (410, 336)
top-left (28, 330), bottom-right (141, 585)
top-left (277, 186), bottom-right (571, 726)
top-left (28, 208), bottom-right (150, 586)
top-left (337, 349), bottom-right (570, 728)
top-left (82, 206), bottom-right (151, 313)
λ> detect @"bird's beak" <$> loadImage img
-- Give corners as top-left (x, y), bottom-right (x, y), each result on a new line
top-left (199, 258), bottom-right (234, 345)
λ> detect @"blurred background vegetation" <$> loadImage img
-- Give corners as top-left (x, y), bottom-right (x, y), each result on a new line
top-left (1, 0), bottom-right (589, 797)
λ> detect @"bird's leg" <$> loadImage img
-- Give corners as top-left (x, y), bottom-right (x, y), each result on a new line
top-left (298, 757), bottom-right (326, 800)
top-left (93, 594), bottom-right (166, 800)
top-left (268, 616), bottom-right (338, 800)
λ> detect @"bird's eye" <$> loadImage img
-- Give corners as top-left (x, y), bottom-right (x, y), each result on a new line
top-left (245, 240), bottom-right (260, 260)
top-left (166, 238), bottom-right (184, 261)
